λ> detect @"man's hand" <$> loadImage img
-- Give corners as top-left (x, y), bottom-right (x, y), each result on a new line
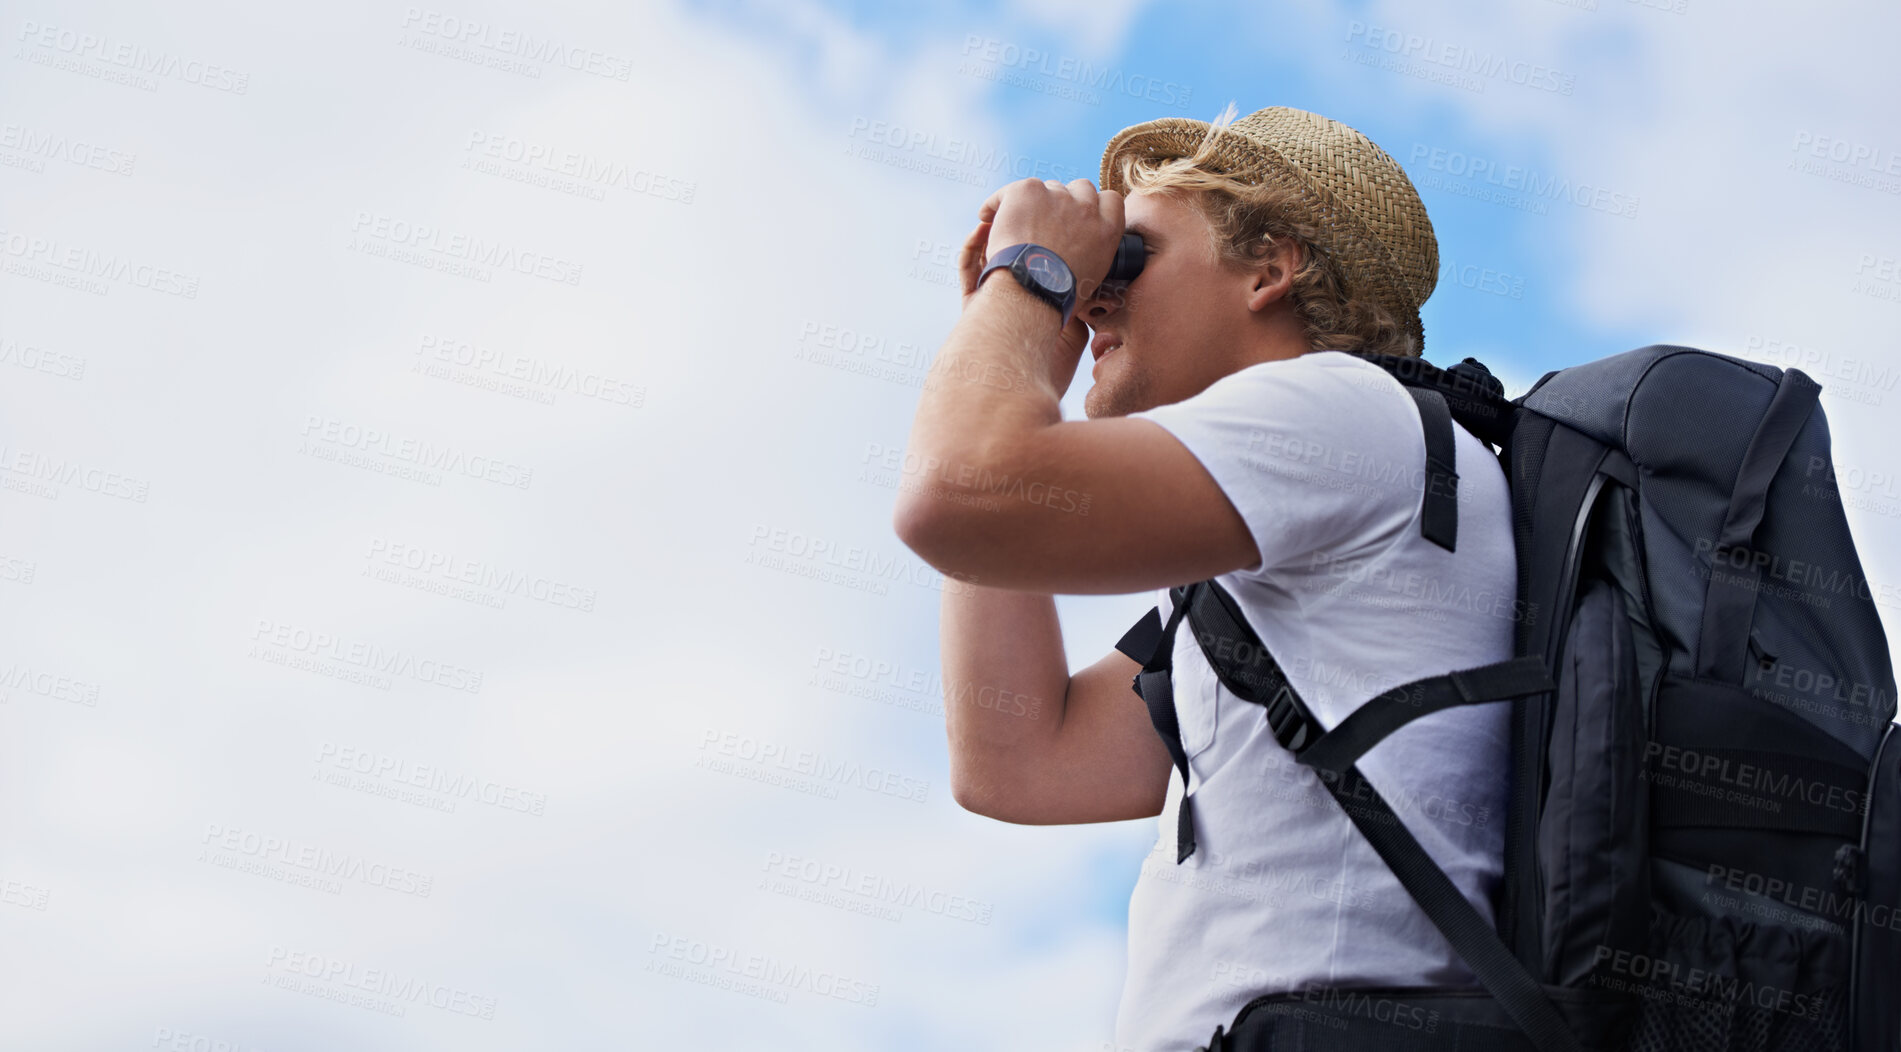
top-left (980, 177), bottom-right (1124, 303)
top-left (958, 178), bottom-right (1121, 397)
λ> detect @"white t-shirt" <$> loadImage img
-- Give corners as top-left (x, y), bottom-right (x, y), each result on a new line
top-left (1112, 350), bottom-right (1519, 1052)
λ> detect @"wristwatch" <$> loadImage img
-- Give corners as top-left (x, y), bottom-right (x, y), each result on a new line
top-left (978, 243), bottom-right (1077, 327)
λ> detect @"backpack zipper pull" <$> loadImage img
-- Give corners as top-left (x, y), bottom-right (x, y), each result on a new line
top-left (1747, 631), bottom-right (1777, 673)
top-left (1833, 843), bottom-right (1865, 897)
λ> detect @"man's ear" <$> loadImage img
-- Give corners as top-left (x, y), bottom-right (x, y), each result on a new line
top-left (1244, 238), bottom-right (1302, 313)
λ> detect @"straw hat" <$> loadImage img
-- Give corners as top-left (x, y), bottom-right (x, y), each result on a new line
top-left (1099, 105), bottom-right (1439, 353)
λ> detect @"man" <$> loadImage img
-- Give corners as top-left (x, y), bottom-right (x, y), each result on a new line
top-left (891, 104), bottom-right (1516, 1051)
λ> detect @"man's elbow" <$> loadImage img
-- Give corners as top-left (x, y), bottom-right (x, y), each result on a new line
top-left (949, 766), bottom-right (1021, 822)
top-left (949, 773), bottom-right (995, 818)
top-left (948, 750), bottom-right (1055, 823)
top-left (892, 493), bottom-right (974, 576)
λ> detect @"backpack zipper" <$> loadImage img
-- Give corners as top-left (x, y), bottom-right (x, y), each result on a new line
top-left (1845, 721), bottom-right (1895, 1046)
top-left (1516, 470), bottom-right (1610, 955)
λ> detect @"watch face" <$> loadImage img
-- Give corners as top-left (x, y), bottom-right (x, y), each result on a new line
top-left (1022, 250), bottom-right (1073, 294)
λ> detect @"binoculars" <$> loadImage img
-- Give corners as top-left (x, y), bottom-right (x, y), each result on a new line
top-left (1104, 232), bottom-right (1146, 287)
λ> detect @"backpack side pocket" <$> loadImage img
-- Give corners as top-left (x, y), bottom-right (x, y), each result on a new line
top-left (1541, 575), bottom-right (1652, 987)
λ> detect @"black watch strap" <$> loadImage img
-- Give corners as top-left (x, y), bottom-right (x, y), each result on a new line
top-left (979, 243), bottom-right (1077, 327)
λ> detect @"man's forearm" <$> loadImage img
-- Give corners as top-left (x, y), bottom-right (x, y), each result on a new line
top-left (940, 581), bottom-right (1067, 810)
top-left (906, 276), bottom-right (1067, 484)
top-left (907, 229), bottom-right (1081, 809)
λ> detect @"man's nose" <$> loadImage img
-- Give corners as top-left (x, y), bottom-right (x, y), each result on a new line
top-left (1084, 285), bottom-right (1125, 323)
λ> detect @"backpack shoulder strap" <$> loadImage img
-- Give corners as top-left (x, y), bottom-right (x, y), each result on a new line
top-left (1343, 351), bottom-right (1517, 447)
top-left (1405, 385), bottom-right (1460, 553)
top-left (1694, 366), bottom-right (1821, 682)
top-left (1341, 352), bottom-right (1499, 555)
top-left (1117, 578), bottom-right (1579, 1052)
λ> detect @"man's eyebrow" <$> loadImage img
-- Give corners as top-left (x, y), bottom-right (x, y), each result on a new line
top-left (1128, 222), bottom-right (1163, 243)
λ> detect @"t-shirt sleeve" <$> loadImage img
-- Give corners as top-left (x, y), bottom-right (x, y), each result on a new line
top-left (1127, 354), bottom-right (1425, 579)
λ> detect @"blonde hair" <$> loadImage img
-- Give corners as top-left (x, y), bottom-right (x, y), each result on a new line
top-left (1111, 103), bottom-right (1421, 358)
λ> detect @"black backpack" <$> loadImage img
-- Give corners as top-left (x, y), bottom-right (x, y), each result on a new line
top-left (1112, 345), bottom-right (1901, 1052)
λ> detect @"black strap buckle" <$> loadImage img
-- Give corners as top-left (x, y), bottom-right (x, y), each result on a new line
top-left (1264, 684), bottom-right (1311, 752)
top-left (1193, 1023), bottom-right (1227, 1052)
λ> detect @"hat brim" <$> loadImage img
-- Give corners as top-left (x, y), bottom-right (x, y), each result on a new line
top-left (1098, 117), bottom-right (1295, 196)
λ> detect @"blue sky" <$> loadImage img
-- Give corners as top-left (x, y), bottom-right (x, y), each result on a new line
top-left (688, 0), bottom-right (1670, 381)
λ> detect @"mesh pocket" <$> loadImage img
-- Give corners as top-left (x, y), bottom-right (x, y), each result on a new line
top-left (1603, 904), bottom-right (1849, 1052)
top-left (1622, 984), bottom-right (1845, 1052)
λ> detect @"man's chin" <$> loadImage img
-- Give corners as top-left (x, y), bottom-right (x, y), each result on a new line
top-left (1083, 375), bottom-right (1152, 418)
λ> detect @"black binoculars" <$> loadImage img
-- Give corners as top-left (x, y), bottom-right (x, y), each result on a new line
top-left (1103, 232), bottom-right (1146, 287)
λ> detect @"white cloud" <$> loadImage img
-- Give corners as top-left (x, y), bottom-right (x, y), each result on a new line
top-left (0, 0), bottom-right (1154, 1046)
